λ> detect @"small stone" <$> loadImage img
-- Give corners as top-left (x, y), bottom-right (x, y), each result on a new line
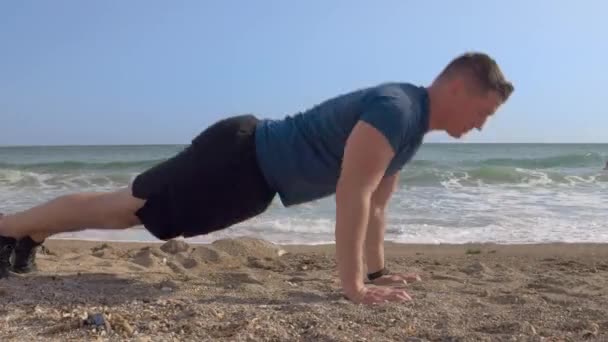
top-left (166, 260), bottom-right (186, 274)
top-left (181, 258), bottom-right (199, 269)
top-left (131, 249), bottom-right (156, 268)
top-left (40, 245), bottom-right (56, 255)
top-left (460, 261), bottom-right (490, 275)
top-left (160, 239), bottom-right (189, 254)
top-left (582, 322), bottom-right (599, 339)
top-left (522, 321), bottom-right (537, 335)
top-left (404, 324), bottom-right (417, 335)
top-left (91, 243), bottom-right (112, 253)
top-left (212, 309), bottom-right (224, 320)
top-left (111, 314), bottom-right (134, 337)
top-left (85, 313), bottom-right (107, 327)
top-left (158, 279), bottom-right (178, 291)
top-left (92, 250), bottom-right (105, 258)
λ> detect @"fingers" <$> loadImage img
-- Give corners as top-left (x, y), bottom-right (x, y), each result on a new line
top-left (404, 273), bottom-right (422, 282)
top-left (386, 288), bottom-right (411, 301)
top-left (361, 287), bottom-right (412, 304)
top-left (389, 275), bottom-right (411, 285)
top-left (345, 283), bottom-right (415, 305)
top-left (391, 273), bottom-right (421, 282)
top-left (396, 290), bottom-right (412, 301)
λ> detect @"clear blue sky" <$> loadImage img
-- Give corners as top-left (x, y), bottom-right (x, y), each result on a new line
top-left (1, 1), bottom-right (606, 145)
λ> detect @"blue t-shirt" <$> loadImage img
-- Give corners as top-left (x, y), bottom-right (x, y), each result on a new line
top-left (255, 82), bottom-right (429, 207)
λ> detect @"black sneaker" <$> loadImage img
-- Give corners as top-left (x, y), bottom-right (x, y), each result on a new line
top-left (11, 236), bottom-right (42, 274)
top-left (0, 236), bottom-right (17, 278)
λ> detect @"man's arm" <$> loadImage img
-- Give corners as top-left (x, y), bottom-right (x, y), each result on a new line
top-left (366, 174), bottom-right (423, 286)
top-left (365, 173), bottom-right (399, 274)
top-left (335, 121), bottom-right (410, 304)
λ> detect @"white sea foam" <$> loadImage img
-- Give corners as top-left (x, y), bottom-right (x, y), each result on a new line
top-left (45, 183), bottom-right (608, 245)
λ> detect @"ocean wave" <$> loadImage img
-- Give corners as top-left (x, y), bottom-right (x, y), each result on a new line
top-left (0, 169), bottom-right (136, 188)
top-left (466, 152), bottom-right (605, 168)
top-left (411, 152), bottom-right (606, 169)
top-left (0, 159), bottom-right (165, 172)
top-left (0, 151), bottom-right (606, 190)
top-left (401, 166), bottom-right (608, 187)
top-left (1, 166), bottom-right (606, 191)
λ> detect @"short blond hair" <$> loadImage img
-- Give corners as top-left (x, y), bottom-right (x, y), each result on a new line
top-left (438, 52), bottom-right (514, 102)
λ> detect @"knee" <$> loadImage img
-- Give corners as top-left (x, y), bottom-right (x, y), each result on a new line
top-left (109, 211), bottom-right (141, 230)
top-left (62, 190), bottom-right (143, 230)
top-left (100, 189), bottom-right (144, 230)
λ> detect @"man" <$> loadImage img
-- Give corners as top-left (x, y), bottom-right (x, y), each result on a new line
top-left (0, 52), bottom-right (513, 304)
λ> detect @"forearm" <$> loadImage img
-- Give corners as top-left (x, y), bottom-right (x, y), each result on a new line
top-left (365, 210), bottom-right (386, 274)
top-left (335, 188), bottom-right (371, 297)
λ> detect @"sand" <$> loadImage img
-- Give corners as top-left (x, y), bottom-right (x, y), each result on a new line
top-left (0, 237), bottom-right (607, 341)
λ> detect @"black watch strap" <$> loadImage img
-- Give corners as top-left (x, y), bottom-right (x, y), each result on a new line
top-left (367, 267), bottom-right (390, 281)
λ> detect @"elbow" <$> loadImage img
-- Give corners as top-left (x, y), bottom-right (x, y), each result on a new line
top-left (335, 175), bottom-right (374, 206)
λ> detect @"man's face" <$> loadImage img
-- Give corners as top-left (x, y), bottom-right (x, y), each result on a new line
top-left (445, 82), bottom-right (503, 139)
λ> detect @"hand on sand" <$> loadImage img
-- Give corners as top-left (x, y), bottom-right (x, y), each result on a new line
top-left (349, 286), bottom-right (412, 304)
top-left (371, 272), bottom-right (421, 287)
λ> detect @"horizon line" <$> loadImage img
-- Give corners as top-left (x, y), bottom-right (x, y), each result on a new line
top-left (2, 141), bottom-right (608, 148)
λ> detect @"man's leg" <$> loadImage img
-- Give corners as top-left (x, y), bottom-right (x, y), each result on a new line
top-left (0, 187), bottom-right (144, 239)
top-left (0, 187), bottom-right (145, 277)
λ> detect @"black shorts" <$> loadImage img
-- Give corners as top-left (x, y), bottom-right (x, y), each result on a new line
top-left (131, 114), bottom-right (276, 240)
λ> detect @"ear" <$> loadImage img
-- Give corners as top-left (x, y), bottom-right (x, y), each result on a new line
top-left (448, 78), bottom-right (463, 96)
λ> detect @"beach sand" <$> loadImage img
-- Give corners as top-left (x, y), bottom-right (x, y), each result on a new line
top-left (0, 237), bottom-right (607, 341)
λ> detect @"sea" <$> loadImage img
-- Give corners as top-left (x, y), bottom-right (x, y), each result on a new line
top-left (1, 144), bottom-right (607, 245)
